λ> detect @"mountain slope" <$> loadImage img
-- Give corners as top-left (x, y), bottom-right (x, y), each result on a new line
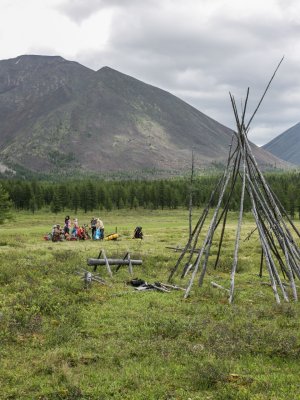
top-left (0, 54), bottom-right (288, 175)
top-left (263, 123), bottom-right (300, 165)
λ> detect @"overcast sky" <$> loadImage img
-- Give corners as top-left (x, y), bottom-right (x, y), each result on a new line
top-left (1, 0), bottom-right (300, 146)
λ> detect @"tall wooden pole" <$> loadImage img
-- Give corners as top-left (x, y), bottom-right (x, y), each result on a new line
top-left (189, 150), bottom-right (194, 240)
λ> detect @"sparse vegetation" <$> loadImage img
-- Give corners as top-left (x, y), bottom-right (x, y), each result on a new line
top-left (1, 209), bottom-right (300, 399)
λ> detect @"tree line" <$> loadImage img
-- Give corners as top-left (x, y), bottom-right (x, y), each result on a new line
top-left (0, 171), bottom-right (300, 217)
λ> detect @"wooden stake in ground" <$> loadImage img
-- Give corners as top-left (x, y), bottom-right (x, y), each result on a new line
top-left (189, 150), bottom-right (195, 240)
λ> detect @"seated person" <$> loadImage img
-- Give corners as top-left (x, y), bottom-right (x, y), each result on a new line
top-left (83, 224), bottom-right (91, 239)
top-left (133, 226), bottom-right (143, 239)
top-left (64, 231), bottom-right (71, 240)
top-left (77, 225), bottom-right (90, 240)
top-left (52, 224), bottom-right (63, 242)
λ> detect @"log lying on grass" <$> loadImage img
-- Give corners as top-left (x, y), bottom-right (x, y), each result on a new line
top-left (166, 246), bottom-right (200, 254)
top-left (88, 250), bottom-right (142, 276)
top-left (87, 258), bottom-right (142, 266)
top-left (211, 281), bottom-right (230, 293)
top-left (133, 281), bottom-right (186, 293)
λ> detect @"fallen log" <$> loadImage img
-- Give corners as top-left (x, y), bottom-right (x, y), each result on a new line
top-left (211, 281), bottom-right (230, 293)
top-left (158, 282), bottom-right (186, 291)
top-left (134, 283), bottom-right (170, 292)
top-left (166, 246), bottom-right (200, 254)
top-left (87, 258), bottom-right (142, 266)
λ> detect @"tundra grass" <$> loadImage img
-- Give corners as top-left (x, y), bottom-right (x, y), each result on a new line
top-left (0, 209), bottom-right (300, 399)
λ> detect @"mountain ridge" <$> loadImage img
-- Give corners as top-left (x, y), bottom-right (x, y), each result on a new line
top-left (0, 54), bottom-right (290, 176)
top-left (263, 122), bottom-right (300, 165)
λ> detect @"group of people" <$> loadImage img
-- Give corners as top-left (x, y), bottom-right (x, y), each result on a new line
top-left (45, 217), bottom-right (143, 242)
top-left (47, 216), bottom-right (105, 242)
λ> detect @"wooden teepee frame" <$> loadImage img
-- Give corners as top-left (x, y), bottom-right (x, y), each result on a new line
top-left (168, 58), bottom-right (300, 304)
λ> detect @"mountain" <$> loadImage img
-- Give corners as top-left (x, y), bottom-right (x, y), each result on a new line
top-left (263, 123), bottom-right (300, 165)
top-left (0, 54), bottom-right (289, 176)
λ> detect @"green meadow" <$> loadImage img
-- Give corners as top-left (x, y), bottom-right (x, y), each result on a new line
top-left (1, 209), bottom-right (300, 399)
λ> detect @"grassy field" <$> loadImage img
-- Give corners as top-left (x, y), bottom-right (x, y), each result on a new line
top-left (1, 208), bottom-right (300, 399)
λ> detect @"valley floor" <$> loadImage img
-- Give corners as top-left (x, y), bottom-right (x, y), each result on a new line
top-left (1, 209), bottom-right (300, 399)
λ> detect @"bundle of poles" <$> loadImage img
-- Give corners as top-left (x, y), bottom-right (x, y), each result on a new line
top-left (168, 57), bottom-right (300, 303)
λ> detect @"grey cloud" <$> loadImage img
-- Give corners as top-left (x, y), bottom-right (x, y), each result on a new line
top-left (57, 0), bottom-right (159, 24)
top-left (57, 0), bottom-right (109, 23)
top-left (74, 1), bottom-right (300, 145)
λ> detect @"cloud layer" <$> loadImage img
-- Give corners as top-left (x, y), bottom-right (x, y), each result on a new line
top-left (1, 0), bottom-right (300, 145)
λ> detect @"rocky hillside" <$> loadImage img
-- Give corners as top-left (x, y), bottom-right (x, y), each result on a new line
top-left (263, 123), bottom-right (300, 165)
top-left (0, 55), bottom-right (288, 176)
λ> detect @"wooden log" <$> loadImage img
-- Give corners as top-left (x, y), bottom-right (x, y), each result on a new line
top-left (134, 283), bottom-right (169, 292)
top-left (214, 205), bottom-right (229, 269)
top-left (181, 263), bottom-right (193, 278)
top-left (197, 163), bottom-right (233, 288)
top-left (152, 284), bottom-right (170, 292)
top-left (211, 281), bottom-right (230, 293)
top-left (87, 258), bottom-right (142, 266)
top-left (166, 246), bottom-right (200, 254)
top-left (229, 134), bottom-right (246, 304)
top-left (189, 150), bottom-right (194, 240)
top-left (184, 169), bottom-right (232, 298)
top-left (127, 253), bottom-right (133, 276)
top-left (158, 282), bottom-right (186, 291)
top-left (252, 203), bottom-right (281, 304)
top-left (102, 249), bottom-right (113, 278)
top-left (168, 171), bottom-right (226, 281)
top-left (115, 252), bottom-right (126, 272)
top-left (214, 151), bottom-right (241, 231)
top-left (184, 155), bottom-right (236, 275)
top-left (245, 57), bottom-right (284, 131)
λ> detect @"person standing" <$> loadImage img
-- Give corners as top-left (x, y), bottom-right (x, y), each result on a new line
top-left (90, 217), bottom-right (97, 239)
top-left (64, 215), bottom-right (71, 235)
top-left (95, 218), bottom-right (105, 240)
top-left (71, 218), bottom-right (79, 238)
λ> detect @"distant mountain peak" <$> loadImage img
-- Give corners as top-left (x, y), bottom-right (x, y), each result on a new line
top-left (99, 65), bottom-right (114, 72)
top-left (6, 54), bottom-right (65, 64)
top-left (263, 123), bottom-right (300, 165)
top-left (0, 54), bottom-right (289, 176)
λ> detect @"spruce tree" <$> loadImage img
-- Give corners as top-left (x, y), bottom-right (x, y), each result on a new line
top-left (72, 188), bottom-right (80, 214)
top-left (50, 190), bottom-right (62, 214)
top-left (0, 184), bottom-right (12, 224)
